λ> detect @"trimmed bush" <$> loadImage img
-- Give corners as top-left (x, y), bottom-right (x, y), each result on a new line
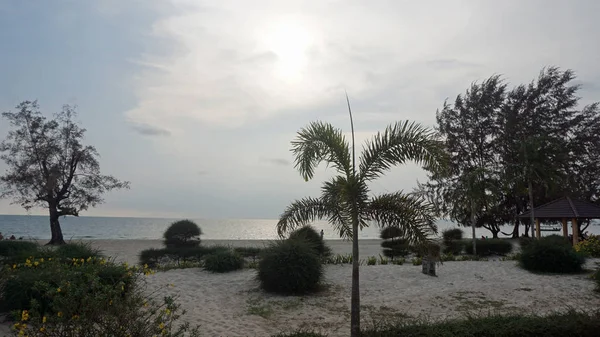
top-left (520, 236), bottom-right (585, 273)
top-left (258, 240), bottom-right (323, 295)
top-left (289, 226), bottom-right (331, 257)
top-left (543, 234), bottom-right (572, 247)
top-left (0, 240), bottom-right (38, 257)
top-left (464, 239), bottom-right (513, 256)
top-left (442, 228), bottom-right (463, 242)
top-left (272, 311), bottom-right (600, 337)
top-left (163, 220), bottom-right (202, 248)
top-left (204, 250), bottom-right (244, 273)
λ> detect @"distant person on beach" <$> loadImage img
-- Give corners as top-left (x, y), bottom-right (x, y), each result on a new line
top-left (9, 235), bottom-right (16, 240)
top-left (0, 232), bottom-right (3, 240)
top-left (320, 230), bottom-right (324, 239)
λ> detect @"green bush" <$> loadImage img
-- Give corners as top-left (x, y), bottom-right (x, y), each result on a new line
top-left (0, 241), bottom-right (38, 257)
top-left (233, 247), bottom-right (263, 261)
top-left (519, 236), bottom-right (534, 249)
top-left (543, 234), bottom-right (572, 247)
top-left (592, 269), bottom-right (600, 292)
top-left (55, 242), bottom-right (101, 260)
top-left (442, 228), bottom-right (463, 242)
top-left (520, 236), bottom-right (585, 273)
top-left (381, 239), bottom-right (410, 258)
top-left (139, 248), bottom-right (168, 267)
top-left (163, 220), bottom-right (202, 248)
top-left (443, 241), bottom-right (464, 255)
top-left (258, 240), bottom-right (323, 295)
top-left (289, 226), bottom-right (331, 257)
top-left (272, 311), bottom-right (600, 337)
top-left (380, 227), bottom-right (404, 240)
top-left (204, 250), bottom-right (244, 273)
top-left (464, 239), bottom-right (513, 256)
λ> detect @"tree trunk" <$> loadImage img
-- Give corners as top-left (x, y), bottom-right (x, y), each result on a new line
top-left (350, 213), bottom-right (360, 337)
top-left (527, 180), bottom-right (535, 239)
top-left (470, 199), bottom-right (476, 255)
top-left (513, 218), bottom-right (520, 238)
top-left (47, 204), bottom-right (66, 245)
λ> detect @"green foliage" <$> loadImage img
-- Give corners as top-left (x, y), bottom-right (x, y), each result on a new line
top-left (0, 241), bottom-right (38, 257)
top-left (543, 234), bottom-right (572, 247)
top-left (464, 239), bottom-right (513, 256)
top-left (379, 227), bottom-right (404, 240)
top-left (258, 240), bottom-right (323, 295)
top-left (411, 257), bottom-right (422, 266)
top-left (288, 226), bottom-right (331, 257)
top-left (324, 254), bottom-right (353, 265)
top-left (55, 242), bottom-right (101, 260)
top-left (441, 253), bottom-right (456, 262)
top-left (442, 228), bottom-right (463, 242)
top-left (575, 235), bottom-right (600, 257)
top-left (392, 258), bottom-right (405, 265)
top-left (381, 239), bottom-right (410, 259)
top-left (204, 250), bottom-right (244, 273)
top-left (592, 268), bottom-right (600, 292)
top-left (378, 255), bottom-right (388, 265)
top-left (519, 236), bottom-right (534, 249)
top-left (367, 256), bottom-right (377, 265)
top-left (520, 236), bottom-right (585, 273)
top-left (233, 247), bottom-right (264, 261)
top-left (273, 311), bottom-right (600, 337)
top-left (163, 220), bottom-right (202, 248)
top-left (138, 245), bottom-right (230, 267)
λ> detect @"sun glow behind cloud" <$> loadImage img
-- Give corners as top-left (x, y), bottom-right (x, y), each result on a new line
top-left (262, 18), bottom-right (314, 81)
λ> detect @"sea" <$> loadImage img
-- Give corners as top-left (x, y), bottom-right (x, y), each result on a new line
top-left (0, 215), bottom-right (598, 241)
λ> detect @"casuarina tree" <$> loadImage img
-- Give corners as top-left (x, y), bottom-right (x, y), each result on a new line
top-left (0, 101), bottom-right (129, 244)
top-left (276, 96), bottom-right (446, 337)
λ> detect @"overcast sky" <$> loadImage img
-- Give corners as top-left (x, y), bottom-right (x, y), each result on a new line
top-left (0, 0), bottom-right (599, 219)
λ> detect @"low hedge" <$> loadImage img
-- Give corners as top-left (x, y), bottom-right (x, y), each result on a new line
top-left (0, 240), bottom-right (39, 257)
top-left (204, 250), bottom-right (244, 273)
top-left (464, 239), bottom-right (513, 256)
top-left (139, 245), bottom-right (230, 266)
top-left (520, 236), bottom-right (585, 274)
top-left (273, 311), bottom-right (600, 337)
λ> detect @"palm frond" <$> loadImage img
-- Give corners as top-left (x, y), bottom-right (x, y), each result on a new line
top-left (276, 197), bottom-right (332, 238)
top-left (291, 121), bottom-right (352, 181)
top-left (321, 176), bottom-right (353, 239)
top-left (367, 192), bottom-right (438, 246)
top-left (358, 121), bottom-right (447, 181)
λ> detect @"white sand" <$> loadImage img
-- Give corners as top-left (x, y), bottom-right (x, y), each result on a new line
top-left (2, 240), bottom-right (599, 337)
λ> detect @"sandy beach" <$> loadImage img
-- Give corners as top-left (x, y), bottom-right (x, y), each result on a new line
top-left (2, 240), bottom-right (599, 337)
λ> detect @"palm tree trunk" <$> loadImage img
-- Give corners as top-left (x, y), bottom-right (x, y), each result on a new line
top-left (527, 180), bottom-right (535, 239)
top-left (471, 199), bottom-right (476, 255)
top-left (350, 213), bottom-right (360, 337)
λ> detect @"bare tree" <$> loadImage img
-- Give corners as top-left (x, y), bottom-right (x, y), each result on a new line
top-left (0, 101), bottom-right (130, 244)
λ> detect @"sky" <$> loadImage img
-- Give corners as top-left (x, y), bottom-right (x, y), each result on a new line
top-left (0, 0), bottom-right (599, 219)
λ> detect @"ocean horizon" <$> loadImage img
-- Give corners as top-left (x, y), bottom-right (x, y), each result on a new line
top-left (1, 214), bottom-right (597, 241)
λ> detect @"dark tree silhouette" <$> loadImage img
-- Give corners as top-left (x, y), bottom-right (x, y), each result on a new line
top-left (0, 101), bottom-right (130, 244)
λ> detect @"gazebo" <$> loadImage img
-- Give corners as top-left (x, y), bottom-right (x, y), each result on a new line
top-left (518, 196), bottom-right (600, 244)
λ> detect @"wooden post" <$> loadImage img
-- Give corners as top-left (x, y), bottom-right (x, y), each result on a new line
top-left (535, 219), bottom-right (541, 239)
top-left (572, 218), bottom-right (579, 244)
top-left (562, 218), bottom-right (568, 238)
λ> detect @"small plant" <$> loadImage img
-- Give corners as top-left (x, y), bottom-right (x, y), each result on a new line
top-left (575, 235), bottom-right (600, 258)
top-left (412, 257), bottom-right (422, 266)
top-left (520, 236), bottom-right (585, 273)
top-left (379, 254), bottom-right (389, 265)
top-left (441, 253), bottom-right (456, 262)
top-left (258, 240), bottom-right (323, 295)
top-left (163, 220), bottom-right (202, 248)
top-left (288, 226), bottom-right (331, 257)
top-left (367, 256), bottom-right (377, 265)
top-left (392, 257), bottom-right (405, 265)
top-left (203, 250), bottom-right (244, 273)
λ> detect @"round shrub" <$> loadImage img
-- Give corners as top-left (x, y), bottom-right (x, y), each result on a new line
top-left (163, 220), bottom-right (202, 248)
top-left (288, 226), bottom-right (331, 257)
top-left (258, 240), bottom-right (323, 295)
top-left (520, 237), bottom-right (585, 273)
top-left (381, 239), bottom-right (410, 258)
top-left (519, 236), bottom-right (534, 249)
top-left (442, 228), bottom-right (463, 242)
top-left (203, 250), bottom-right (244, 273)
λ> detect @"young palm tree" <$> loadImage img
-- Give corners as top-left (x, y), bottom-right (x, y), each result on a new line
top-left (276, 99), bottom-right (447, 337)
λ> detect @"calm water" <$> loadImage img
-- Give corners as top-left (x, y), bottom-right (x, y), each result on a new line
top-left (0, 215), bottom-right (597, 241)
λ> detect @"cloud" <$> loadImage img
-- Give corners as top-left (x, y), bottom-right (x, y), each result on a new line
top-left (262, 158), bottom-right (291, 166)
top-left (130, 123), bottom-right (171, 136)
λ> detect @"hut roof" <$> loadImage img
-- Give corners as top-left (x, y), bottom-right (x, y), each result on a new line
top-left (518, 196), bottom-right (600, 219)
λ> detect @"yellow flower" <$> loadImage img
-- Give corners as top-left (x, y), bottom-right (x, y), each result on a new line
top-left (159, 323), bottom-right (165, 330)
top-left (42, 316), bottom-right (47, 323)
top-left (109, 300), bottom-right (113, 305)
top-left (21, 310), bottom-right (29, 321)
top-left (40, 258), bottom-right (44, 263)
top-left (121, 285), bottom-right (125, 291)
top-left (48, 258), bottom-right (52, 261)
top-left (12, 264), bottom-right (16, 269)
top-left (57, 288), bottom-right (61, 293)
top-left (165, 308), bottom-right (171, 315)
top-left (34, 261), bottom-right (39, 266)
top-left (18, 330), bottom-right (25, 336)
top-left (72, 314), bottom-right (80, 320)
top-left (13, 323), bottom-right (21, 329)
top-left (57, 312), bottom-right (63, 318)
top-left (87, 257), bottom-right (92, 262)
top-left (144, 264), bottom-right (149, 269)
top-left (80, 258), bottom-right (84, 263)
top-left (39, 327), bottom-right (46, 332)
top-left (143, 301), bottom-right (149, 307)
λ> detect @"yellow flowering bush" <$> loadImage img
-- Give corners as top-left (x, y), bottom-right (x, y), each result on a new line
top-left (574, 235), bottom-right (600, 257)
top-left (2, 253), bottom-right (198, 337)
